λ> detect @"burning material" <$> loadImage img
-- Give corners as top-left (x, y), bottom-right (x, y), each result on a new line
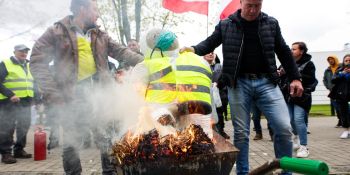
top-left (112, 124), bottom-right (215, 166)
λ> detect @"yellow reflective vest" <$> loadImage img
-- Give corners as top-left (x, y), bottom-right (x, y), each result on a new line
top-left (0, 58), bottom-right (34, 99)
top-left (175, 52), bottom-right (212, 105)
top-left (144, 53), bottom-right (177, 104)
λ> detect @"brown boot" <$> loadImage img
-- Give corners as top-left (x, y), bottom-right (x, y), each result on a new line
top-left (1, 154), bottom-right (17, 164)
top-left (253, 133), bottom-right (263, 140)
top-left (14, 150), bottom-right (32, 159)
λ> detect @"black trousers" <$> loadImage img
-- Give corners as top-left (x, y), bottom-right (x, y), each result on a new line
top-left (338, 100), bottom-right (350, 128)
top-left (0, 99), bottom-right (31, 154)
top-left (216, 100), bottom-right (228, 132)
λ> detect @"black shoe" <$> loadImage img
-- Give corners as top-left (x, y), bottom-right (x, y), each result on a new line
top-left (47, 140), bottom-right (59, 150)
top-left (253, 133), bottom-right (263, 140)
top-left (14, 150), bottom-right (32, 159)
top-left (220, 131), bottom-right (230, 139)
top-left (1, 154), bottom-right (17, 164)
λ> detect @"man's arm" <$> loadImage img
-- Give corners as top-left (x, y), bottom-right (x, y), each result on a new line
top-left (0, 62), bottom-right (15, 98)
top-left (30, 27), bottom-right (61, 103)
top-left (181, 21), bottom-right (223, 55)
top-left (273, 21), bottom-right (300, 81)
top-left (322, 70), bottom-right (331, 90)
top-left (107, 35), bottom-right (143, 67)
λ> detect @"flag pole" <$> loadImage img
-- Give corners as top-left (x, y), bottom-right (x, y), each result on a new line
top-left (206, 1), bottom-right (209, 37)
top-left (206, 15), bottom-right (209, 37)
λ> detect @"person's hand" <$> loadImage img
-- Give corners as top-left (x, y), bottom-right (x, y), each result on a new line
top-left (10, 95), bottom-right (20, 103)
top-left (115, 70), bottom-right (125, 83)
top-left (343, 67), bottom-right (350, 73)
top-left (289, 79), bottom-right (303, 97)
top-left (277, 68), bottom-right (285, 77)
top-left (179, 46), bottom-right (195, 53)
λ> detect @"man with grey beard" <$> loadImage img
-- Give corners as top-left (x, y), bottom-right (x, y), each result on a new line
top-left (30, 0), bottom-right (143, 174)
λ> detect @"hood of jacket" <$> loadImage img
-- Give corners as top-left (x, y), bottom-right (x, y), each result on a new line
top-left (326, 55), bottom-right (340, 73)
top-left (296, 53), bottom-right (312, 65)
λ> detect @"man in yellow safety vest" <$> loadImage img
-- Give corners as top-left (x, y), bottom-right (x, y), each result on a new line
top-left (0, 44), bottom-right (34, 164)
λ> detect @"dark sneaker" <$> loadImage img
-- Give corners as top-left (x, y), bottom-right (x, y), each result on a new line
top-left (14, 150), bottom-right (32, 158)
top-left (1, 154), bottom-right (17, 164)
top-left (253, 133), bottom-right (263, 140)
top-left (220, 131), bottom-right (230, 139)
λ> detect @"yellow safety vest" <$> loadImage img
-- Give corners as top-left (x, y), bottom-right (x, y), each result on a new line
top-left (175, 52), bottom-right (212, 105)
top-left (144, 53), bottom-right (177, 104)
top-left (0, 59), bottom-right (34, 99)
top-left (77, 34), bottom-right (97, 81)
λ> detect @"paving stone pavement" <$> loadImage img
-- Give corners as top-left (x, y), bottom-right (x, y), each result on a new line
top-left (0, 116), bottom-right (349, 175)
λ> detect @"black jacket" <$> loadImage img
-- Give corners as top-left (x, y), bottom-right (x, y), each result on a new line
top-left (328, 66), bottom-right (350, 101)
top-left (193, 10), bottom-right (301, 87)
top-left (280, 54), bottom-right (317, 111)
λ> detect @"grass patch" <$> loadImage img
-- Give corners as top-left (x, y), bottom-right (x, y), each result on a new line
top-left (309, 104), bottom-right (332, 116)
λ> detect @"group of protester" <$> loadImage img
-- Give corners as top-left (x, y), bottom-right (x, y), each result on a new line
top-left (0, 0), bottom-right (349, 175)
top-left (325, 54), bottom-right (350, 139)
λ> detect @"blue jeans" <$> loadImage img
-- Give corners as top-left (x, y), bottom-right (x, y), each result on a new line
top-left (228, 77), bottom-right (293, 175)
top-left (251, 104), bottom-right (262, 133)
top-left (288, 103), bottom-right (308, 146)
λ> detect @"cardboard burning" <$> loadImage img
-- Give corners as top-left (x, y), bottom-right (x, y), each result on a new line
top-left (112, 124), bottom-right (215, 166)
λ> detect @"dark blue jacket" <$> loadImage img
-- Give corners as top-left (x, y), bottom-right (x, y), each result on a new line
top-left (193, 10), bottom-right (301, 87)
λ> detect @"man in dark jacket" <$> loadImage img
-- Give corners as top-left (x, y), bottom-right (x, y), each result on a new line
top-left (30, 0), bottom-right (142, 174)
top-left (0, 44), bottom-right (33, 164)
top-left (180, 0), bottom-right (303, 174)
top-left (279, 42), bottom-right (317, 158)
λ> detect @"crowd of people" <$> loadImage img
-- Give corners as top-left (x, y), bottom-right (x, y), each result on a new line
top-left (0, 0), bottom-right (349, 175)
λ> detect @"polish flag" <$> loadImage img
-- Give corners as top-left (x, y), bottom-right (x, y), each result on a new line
top-left (162, 0), bottom-right (209, 16)
top-left (219, 0), bottom-right (240, 20)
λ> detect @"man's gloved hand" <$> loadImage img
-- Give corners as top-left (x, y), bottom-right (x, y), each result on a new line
top-left (151, 108), bottom-right (176, 126)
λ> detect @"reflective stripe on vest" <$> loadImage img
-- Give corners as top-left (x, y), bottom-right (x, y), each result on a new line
top-left (176, 52), bottom-right (212, 105)
top-left (0, 59), bottom-right (34, 99)
top-left (144, 55), bottom-right (177, 104)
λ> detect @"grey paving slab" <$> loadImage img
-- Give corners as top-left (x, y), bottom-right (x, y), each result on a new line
top-left (0, 117), bottom-right (349, 175)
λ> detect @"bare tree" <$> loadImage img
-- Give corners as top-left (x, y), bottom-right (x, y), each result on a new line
top-left (135, 0), bottom-right (141, 41)
top-left (97, 0), bottom-right (192, 44)
top-left (120, 0), bottom-right (131, 43)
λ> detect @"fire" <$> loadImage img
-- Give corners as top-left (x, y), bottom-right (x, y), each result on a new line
top-left (112, 124), bottom-right (215, 166)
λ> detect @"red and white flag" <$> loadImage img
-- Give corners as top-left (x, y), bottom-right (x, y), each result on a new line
top-left (219, 0), bottom-right (240, 20)
top-left (162, 0), bottom-right (209, 16)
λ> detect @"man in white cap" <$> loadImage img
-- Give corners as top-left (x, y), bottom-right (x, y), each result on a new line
top-left (0, 44), bottom-right (33, 164)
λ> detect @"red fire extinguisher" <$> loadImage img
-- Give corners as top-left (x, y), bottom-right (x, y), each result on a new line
top-left (34, 128), bottom-right (46, 161)
top-left (34, 104), bottom-right (46, 161)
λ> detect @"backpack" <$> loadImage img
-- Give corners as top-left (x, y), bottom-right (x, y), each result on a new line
top-left (299, 61), bottom-right (318, 92)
